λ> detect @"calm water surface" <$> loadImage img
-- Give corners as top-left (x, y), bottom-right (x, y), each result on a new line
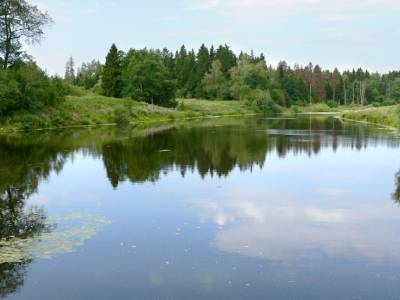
top-left (1, 116), bottom-right (400, 300)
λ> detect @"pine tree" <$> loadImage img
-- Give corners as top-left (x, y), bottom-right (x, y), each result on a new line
top-left (215, 45), bottom-right (237, 76)
top-left (184, 50), bottom-right (197, 96)
top-left (101, 44), bottom-right (122, 97)
top-left (194, 44), bottom-right (211, 97)
top-left (209, 45), bottom-right (216, 62)
top-left (175, 45), bottom-right (188, 92)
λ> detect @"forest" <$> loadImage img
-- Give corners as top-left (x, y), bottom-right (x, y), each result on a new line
top-left (1, 0), bottom-right (400, 118)
top-left (69, 43), bottom-right (400, 109)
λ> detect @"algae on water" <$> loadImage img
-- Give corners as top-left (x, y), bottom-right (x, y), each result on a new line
top-left (0, 213), bottom-right (112, 264)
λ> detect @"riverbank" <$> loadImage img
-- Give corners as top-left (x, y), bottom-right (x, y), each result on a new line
top-left (0, 96), bottom-right (256, 132)
top-left (1, 95), bottom-right (399, 133)
top-left (341, 105), bottom-right (400, 129)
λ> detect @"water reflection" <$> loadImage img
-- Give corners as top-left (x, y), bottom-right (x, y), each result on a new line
top-left (394, 169), bottom-right (400, 203)
top-left (0, 116), bottom-right (399, 299)
top-left (0, 117), bottom-right (398, 189)
top-left (0, 143), bottom-right (55, 297)
top-left (197, 189), bottom-right (400, 264)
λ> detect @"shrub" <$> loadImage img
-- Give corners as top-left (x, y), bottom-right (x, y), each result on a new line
top-left (0, 63), bottom-right (65, 116)
top-left (176, 101), bottom-right (185, 111)
top-left (326, 100), bottom-right (338, 108)
top-left (113, 107), bottom-right (131, 125)
top-left (247, 89), bottom-right (282, 114)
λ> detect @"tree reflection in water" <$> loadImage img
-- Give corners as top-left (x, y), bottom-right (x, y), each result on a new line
top-left (0, 116), bottom-right (399, 297)
top-left (394, 169), bottom-right (400, 204)
top-left (0, 140), bottom-right (59, 298)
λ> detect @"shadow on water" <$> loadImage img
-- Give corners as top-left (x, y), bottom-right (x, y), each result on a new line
top-left (394, 169), bottom-right (400, 204)
top-left (0, 142), bottom-right (58, 298)
top-left (0, 116), bottom-right (399, 189)
top-left (0, 116), bottom-right (399, 297)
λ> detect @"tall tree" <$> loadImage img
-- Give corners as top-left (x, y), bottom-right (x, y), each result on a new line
top-left (194, 44), bottom-right (211, 97)
top-left (312, 65), bottom-right (326, 102)
top-left (101, 44), bottom-right (122, 98)
top-left (331, 68), bottom-right (341, 103)
top-left (202, 60), bottom-right (229, 100)
top-left (122, 50), bottom-right (177, 107)
top-left (215, 45), bottom-right (237, 76)
top-left (0, 0), bottom-right (52, 69)
top-left (305, 63), bottom-right (313, 104)
top-left (64, 56), bottom-right (75, 84)
top-left (75, 59), bottom-right (102, 89)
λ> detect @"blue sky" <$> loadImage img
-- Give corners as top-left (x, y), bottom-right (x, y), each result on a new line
top-left (29, 0), bottom-right (400, 75)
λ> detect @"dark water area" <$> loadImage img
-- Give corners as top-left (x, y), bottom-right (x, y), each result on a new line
top-left (1, 116), bottom-right (400, 300)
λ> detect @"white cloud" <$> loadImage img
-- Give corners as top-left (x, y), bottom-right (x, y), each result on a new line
top-left (194, 187), bottom-right (400, 264)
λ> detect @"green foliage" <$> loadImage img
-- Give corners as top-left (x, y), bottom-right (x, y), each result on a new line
top-left (342, 105), bottom-right (400, 128)
top-left (176, 101), bottom-right (185, 111)
top-left (0, 63), bottom-right (65, 116)
top-left (0, 0), bottom-right (52, 69)
top-left (247, 89), bottom-right (282, 114)
top-left (75, 60), bottom-right (102, 89)
top-left (113, 107), bottom-right (131, 125)
top-left (122, 49), bottom-right (177, 107)
top-left (230, 58), bottom-right (269, 100)
top-left (101, 44), bottom-right (122, 98)
top-left (215, 45), bottom-right (237, 75)
top-left (202, 60), bottom-right (230, 100)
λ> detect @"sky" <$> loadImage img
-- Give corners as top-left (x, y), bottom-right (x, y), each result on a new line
top-left (28, 0), bottom-right (400, 75)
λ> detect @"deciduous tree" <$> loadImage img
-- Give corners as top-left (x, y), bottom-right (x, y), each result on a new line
top-left (0, 0), bottom-right (52, 69)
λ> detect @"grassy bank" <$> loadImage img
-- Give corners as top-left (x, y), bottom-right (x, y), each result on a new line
top-left (341, 105), bottom-right (400, 129)
top-left (1, 95), bottom-right (399, 132)
top-left (0, 96), bottom-right (257, 132)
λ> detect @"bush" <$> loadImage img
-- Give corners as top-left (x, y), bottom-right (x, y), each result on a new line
top-left (290, 105), bottom-right (300, 114)
top-left (247, 89), bottom-right (282, 114)
top-left (382, 99), bottom-right (397, 106)
top-left (270, 89), bottom-right (287, 107)
top-left (113, 107), bottom-right (131, 125)
top-left (0, 63), bottom-right (65, 116)
top-left (176, 101), bottom-right (185, 111)
top-left (326, 100), bottom-right (338, 108)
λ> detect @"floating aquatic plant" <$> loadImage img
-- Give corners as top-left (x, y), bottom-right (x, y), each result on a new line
top-left (0, 213), bottom-right (112, 264)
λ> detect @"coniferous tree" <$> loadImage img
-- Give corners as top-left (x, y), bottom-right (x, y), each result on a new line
top-left (331, 68), bottom-right (341, 103)
top-left (209, 45), bottom-right (216, 62)
top-left (312, 65), bottom-right (326, 102)
top-left (194, 44), bottom-right (211, 97)
top-left (215, 45), bottom-right (237, 77)
top-left (101, 44), bottom-right (122, 97)
top-left (175, 45), bottom-right (189, 95)
top-left (64, 56), bottom-right (75, 84)
top-left (184, 50), bottom-right (197, 96)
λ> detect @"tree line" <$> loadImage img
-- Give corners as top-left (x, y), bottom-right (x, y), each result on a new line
top-left (67, 43), bottom-right (400, 108)
top-left (1, 0), bottom-right (400, 117)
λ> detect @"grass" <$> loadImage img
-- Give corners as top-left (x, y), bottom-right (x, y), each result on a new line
top-left (341, 105), bottom-right (400, 129)
top-left (177, 98), bottom-right (253, 116)
top-left (1, 94), bottom-right (399, 132)
top-left (0, 96), bottom-right (258, 132)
